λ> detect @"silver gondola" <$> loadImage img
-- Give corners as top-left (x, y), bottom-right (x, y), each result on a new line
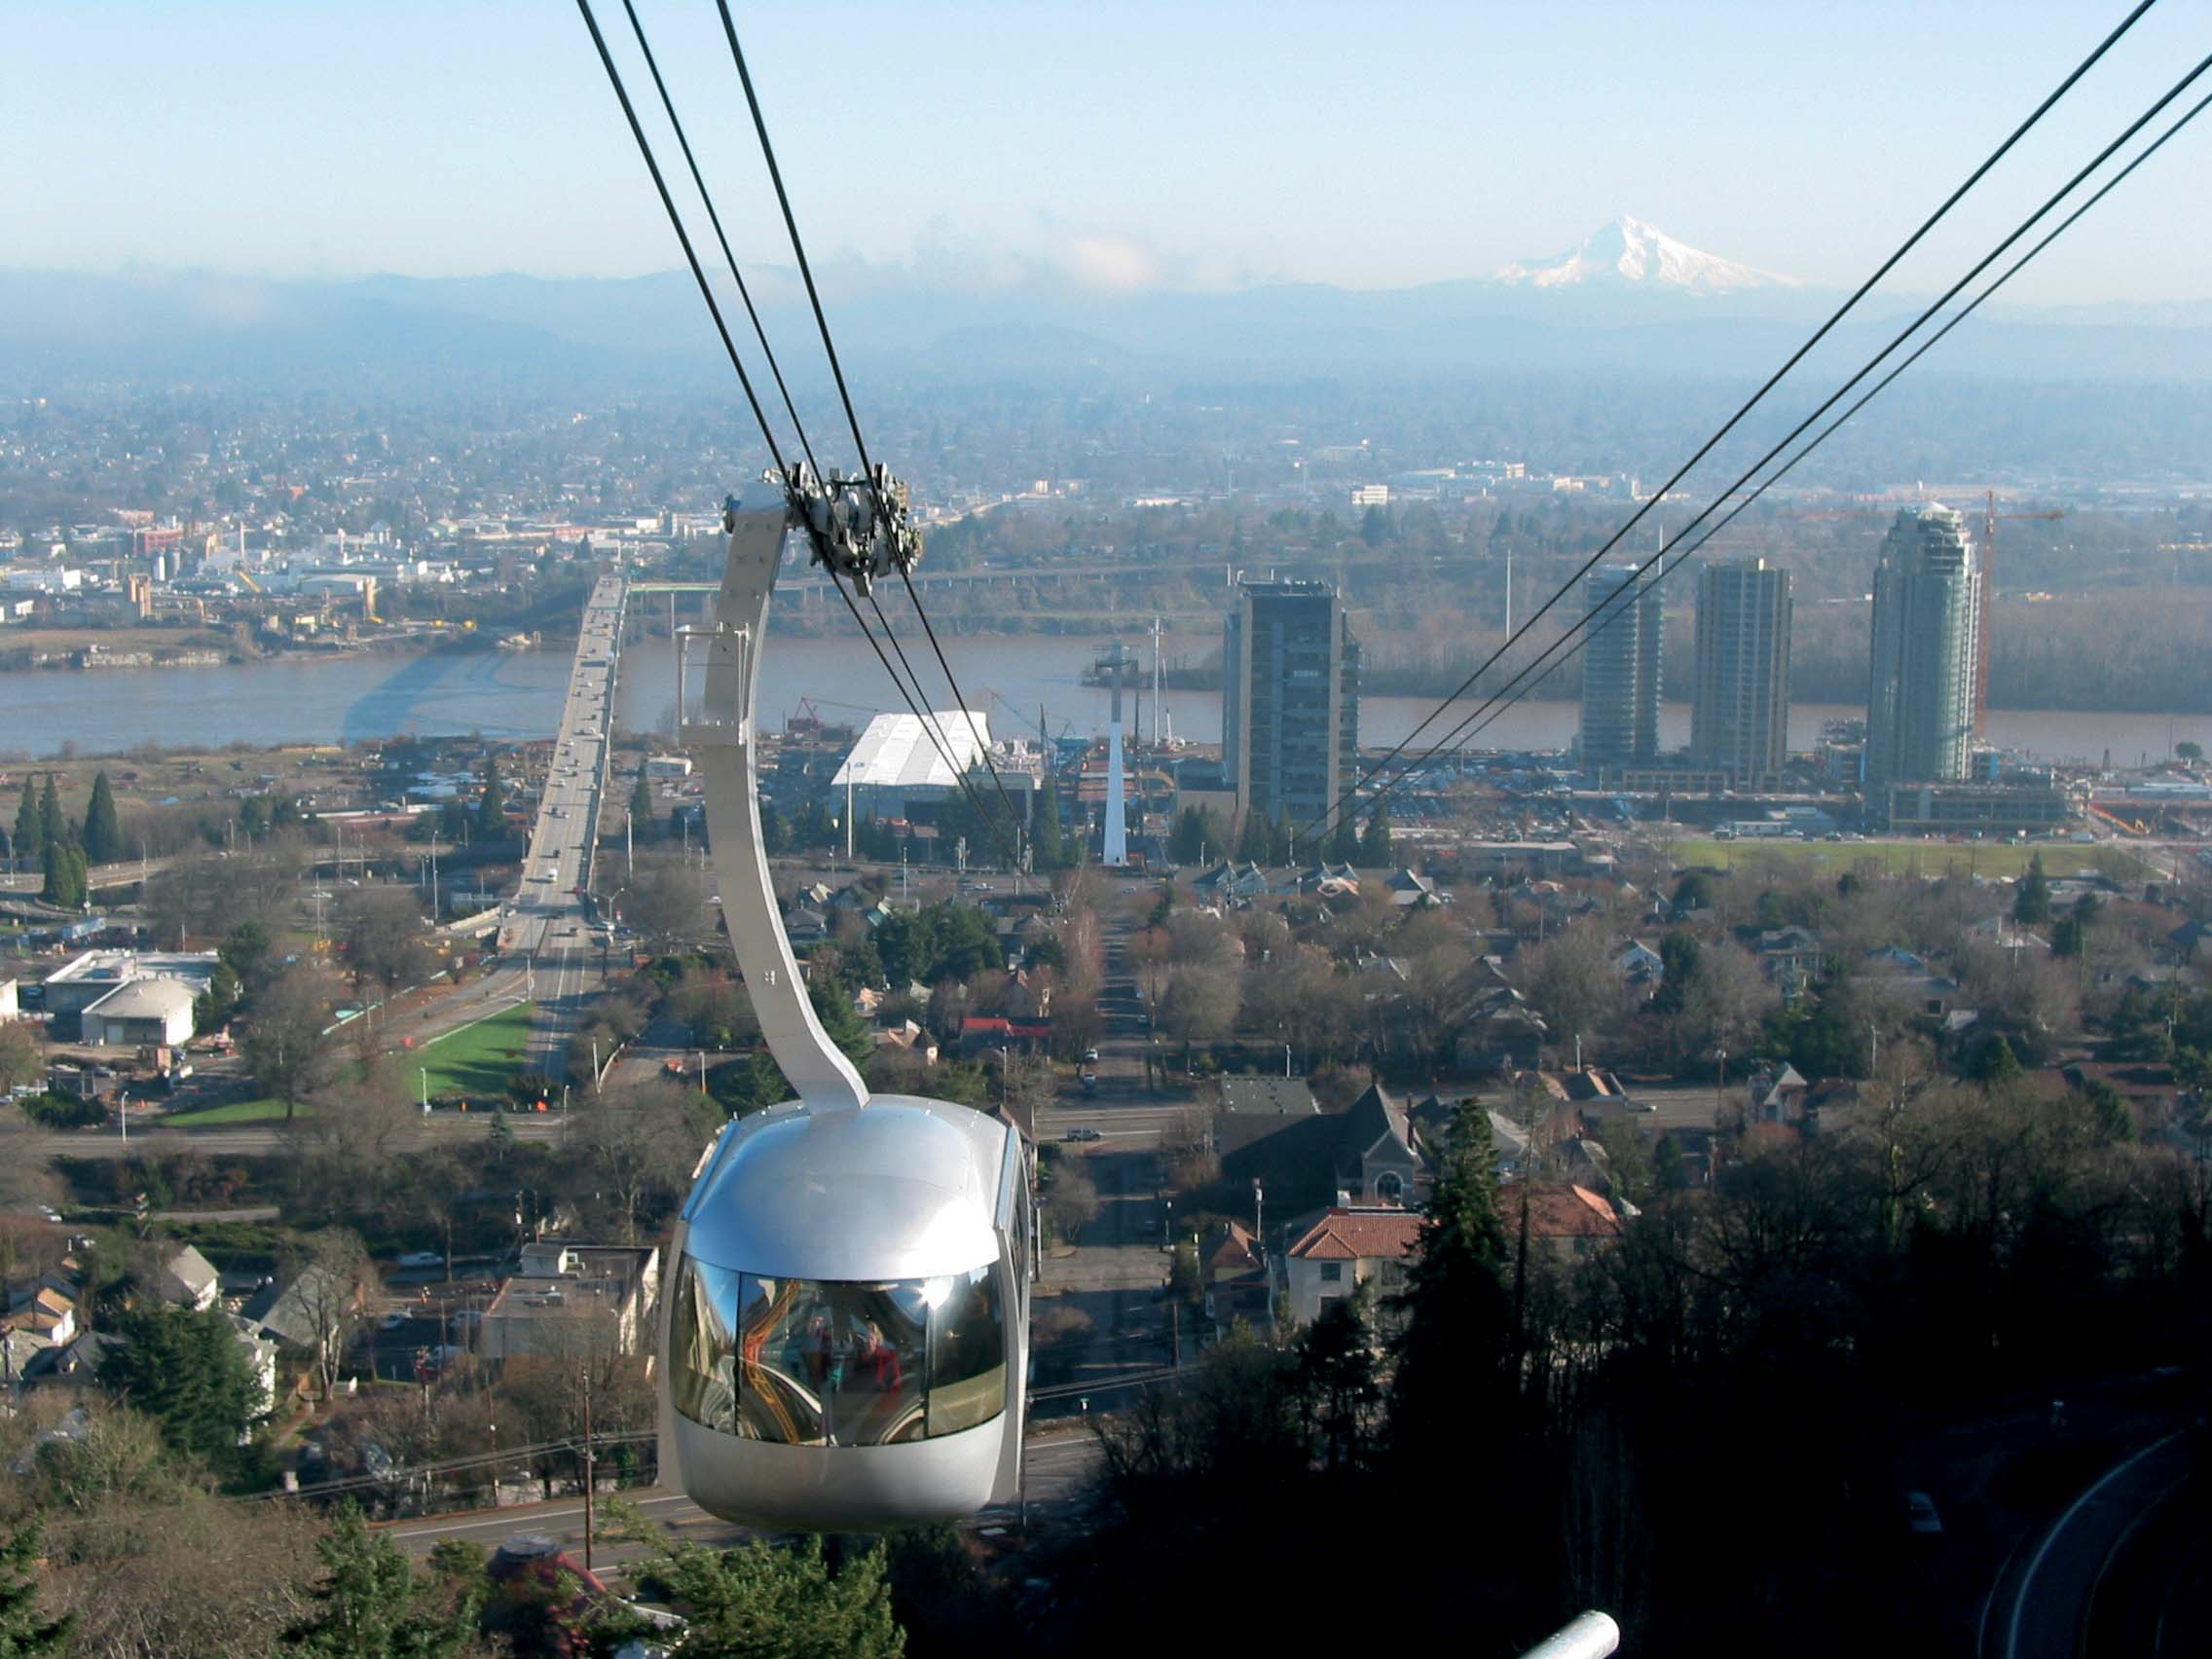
top-left (658, 499), bottom-right (1031, 1531)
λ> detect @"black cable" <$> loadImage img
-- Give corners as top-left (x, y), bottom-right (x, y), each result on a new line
top-left (573, 0), bottom-right (789, 485)
top-left (615, 0), bottom-right (820, 482)
top-left (1369, 79), bottom-right (2212, 810)
top-left (1298, 0), bottom-right (2161, 842)
top-left (576, 0), bottom-right (1015, 863)
top-left (713, 0), bottom-right (1032, 848)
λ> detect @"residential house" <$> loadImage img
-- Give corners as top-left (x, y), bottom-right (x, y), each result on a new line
top-left (1746, 1063), bottom-right (1810, 1125)
top-left (1275, 1205), bottom-right (1421, 1331)
top-left (1753, 926), bottom-right (1825, 1000)
top-left (1453, 986), bottom-right (1548, 1073)
top-left (1502, 1183), bottom-right (1623, 1263)
top-left (1383, 868), bottom-right (1441, 908)
top-left (1197, 1220), bottom-right (1270, 1338)
top-left (477, 1243), bottom-right (661, 1363)
top-left (158, 1244), bottom-right (221, 1312)
top-left (1194, 862), bottom-right (1273, 902)
top-left (4, 1287), bottom-right (75, 1348)
top-left (1612, 940), bottom-right (1666, 992)
top-left (2166, 919), bottom-right (2211, 964)
top-left (958, 1014), bottom-right (1051, 1057)
top-left (1333, 1082), bottom-right (1422, 1205)
top-left (245, 1262), bottom-right (369, 1376)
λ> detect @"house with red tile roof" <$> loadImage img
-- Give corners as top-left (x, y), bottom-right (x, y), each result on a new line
top-left (1504, 1183), bottom-right (1622, 1263)
top-left (1275, 1205), bottom-right (1422, 1330)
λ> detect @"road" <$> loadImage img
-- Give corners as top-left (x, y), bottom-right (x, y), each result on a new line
top-left (1985, 1428), bottom-right (2198, 1659)
top-left (380, 1432), bottom-right (1105, 1564)
top-left (35, 1111), bottom-right (567, 1161)
top-left (497, 574), bottom-right (626, 1083)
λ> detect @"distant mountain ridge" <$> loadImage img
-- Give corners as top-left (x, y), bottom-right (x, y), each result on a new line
top-left (2, 235), bottom-right (2209, 388)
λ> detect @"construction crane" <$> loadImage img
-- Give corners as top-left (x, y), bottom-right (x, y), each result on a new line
top-left (1976, 491), bottom-right (2066, 738)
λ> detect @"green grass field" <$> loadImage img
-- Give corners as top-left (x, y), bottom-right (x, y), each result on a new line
top-left (1666, 837), bottom-right (2145, 880)
top-left (165, 1002), bottom-right (540, 1125)
top-left (164, 1095), bottom-right (291, 1126)
top-left (412, 1002), bottom-right (539, 1102)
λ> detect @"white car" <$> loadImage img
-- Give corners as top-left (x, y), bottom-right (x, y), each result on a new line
top-left (396, 1251), bottom-right (441, 1268)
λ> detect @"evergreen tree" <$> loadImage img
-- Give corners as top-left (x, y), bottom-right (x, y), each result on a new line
top-left (629, 773), bottom-right (655, 836)
top-left (649, 1535), bottom-right (903, 1659)
top-left (1973, 1034), bottom-right (2024, 1085)
top-left (284, 1504), bottom-right (478, 1659)
top-left (194, 960), bottom-right (243, 1033)
top-left (0, 1521), bottom-right (72, 1655)
top-left (1268, 810), bottom-right (1294, 866)
top-left (80, 770), bottom-right (123, 866)
top-left (37, 844), bottom-right (86, 910)
top-left (36, 777), bottom-right (65, 858)
top-left (219, 920), bottom-right (274, 988)
top-left (12, 780), bottom-right (40, 867)
top-left (97, 1305), bottom-right (264, 1463)
top-left (1357, 803), bottom-right (1393, 866)
top-left (473, 756), bottom-right (506, 841)
top-left (1388, 1098), bottom-right (1513, 1455)
top-left (1031, 777), bottom-right (1066, 870)
top-left (1293, 1286), bottom-right (1382, 1471)
top-left (2013, 852), bottom-right (2052, 925)
top-left (1233, 808), bottom-right (1269, 865)
top-left (1328, 809), bottom-right (1361, 865)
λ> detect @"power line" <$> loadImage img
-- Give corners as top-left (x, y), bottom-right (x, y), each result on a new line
top-left (1367, 73), bottom-right (2212, 806)
top-left (713, 0), bottom-right (1031, 848)
top-left (1297, 0), bottom-right (2162, 843)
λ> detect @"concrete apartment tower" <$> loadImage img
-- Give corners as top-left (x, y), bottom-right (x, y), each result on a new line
top-left (1865, 504), bottom-right (1980, 786)
top-left (1222, 580), bottom-right (1360, 831)
top-left (1577, 564), bottom-right (1663, 772)
top-left (1690, 557), bottom-right (1792, 787)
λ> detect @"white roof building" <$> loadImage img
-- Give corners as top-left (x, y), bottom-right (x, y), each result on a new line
top-left (829, 712), bottom-right (992, 818)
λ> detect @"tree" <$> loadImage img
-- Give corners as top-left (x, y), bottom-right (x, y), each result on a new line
top-left (1357, 805), bottom-right (1393, 867)
top-left (629, 773), bottom-right (655, 837)
top-left (632, 1535), bottom-right (903, 1659)
top-left (1031, 777), bottom-right (1066, 871)
top-left (37, 843), bottom-right (85, 910)
top-left (473, 756), bottom-right (506, 841)
top-left (193, 961), bottom-right (244, 1038)
top-left (577, 1080), bottom-right (709, 1244)
top-left (1168, 805), bottom-right (1221, 866)
top-left (1233, 807), bottom-right (1269, 865)
top-left (80, 771), bottom-right (123, 866)
top-left (0, 1021), bottom-right (42, 1094)
top-left (11, 780), bottom-right (39, 867)
top-left (96, 1306), bottom-right (263, 1464)
top-left (1292, 1288), bottom-right (1382, 1471)
top-left (2013, 853), bottom-right (2051, 925)
top-left (1328, 810), bottom-right (1361, 865)
top-left (283, 1504), bottom-right (477, 1659)
top-left (2177, 740), bottom-right (2204, 763)
top-left (0, 1521), bottom-right (71, 1656)
top-left (1388, 1098), bottom-right (1512, 1453)
top-left (241, 967), bottom-right (338, 1122)
top-left (36, 778), bottom-right (65, 864)
top-left (219, 920), bottom-right (275, 990)
top-left (1972, 1034), bottom-right (2023, 1086)
top-left (338, 888), bottom-right (433, 1003)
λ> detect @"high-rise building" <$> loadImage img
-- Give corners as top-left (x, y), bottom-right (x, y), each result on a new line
top-left (1577, 563), bottom-right (1662, 771)
top-left (1865, 504), bottom-right (1980, 788)
top-left (1690, 557), bottom-right (1792, 787)
top-left (1222, 579), bottom-right (1360, 830)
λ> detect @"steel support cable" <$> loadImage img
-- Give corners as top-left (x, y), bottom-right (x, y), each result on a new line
top-left (576, 0), bottom-right (1013, 862)
top-left (866, 586), bottom-right (1026, 866)
top-left (614, 0), bottom-right (821, 481)
top-left (713, 0), bottom-right (1031, 845)
top-left (1296, 0), bottom-right (2162, 844)
top-left (823, 565), bottom-right (1027, 867)
top-left (1375, 78), bottom-right (2212, 797)
top-left (574, 0), bottom-right (790, 486)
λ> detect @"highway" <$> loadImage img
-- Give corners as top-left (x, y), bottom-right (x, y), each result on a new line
top-left (497, 574), bottom-right (626, 1083)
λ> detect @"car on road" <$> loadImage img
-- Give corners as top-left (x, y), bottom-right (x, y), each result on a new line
top-left (1904, 1492), bottom-right (1942, 1536)
top-left (1063, 1126), bottom-right (1102, 1142)
top-left (396, 1251), bottom-right (441, 1269)
top-left (1082, 1047), bottom-right (1100, 1064)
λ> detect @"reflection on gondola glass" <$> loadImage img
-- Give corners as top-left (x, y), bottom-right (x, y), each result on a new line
top-left (671, 1256), bottom-right (1002, 1447)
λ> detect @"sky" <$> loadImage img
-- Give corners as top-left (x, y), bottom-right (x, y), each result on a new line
top-left (10, 0), bottom-right (2211, 304)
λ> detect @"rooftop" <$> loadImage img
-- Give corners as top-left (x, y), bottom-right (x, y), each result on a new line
top-left (830, 712), bottom-right (992, 792)
top-left (1285, 1206), bottom-right (1422, 1262)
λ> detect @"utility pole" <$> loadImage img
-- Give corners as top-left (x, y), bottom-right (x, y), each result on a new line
top-left (581, 1360), bottom-right (595, 1571)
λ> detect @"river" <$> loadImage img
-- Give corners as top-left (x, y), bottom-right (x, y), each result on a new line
top-left (1, 631), bottom-right (2204, 767)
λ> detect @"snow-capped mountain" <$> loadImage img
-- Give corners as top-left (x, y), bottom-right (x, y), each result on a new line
top-left (1493, 215), bottom-right (1801, 294)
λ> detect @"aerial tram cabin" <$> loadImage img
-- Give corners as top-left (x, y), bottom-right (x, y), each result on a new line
top-left (658, 498), bottom-right (1031, 1531)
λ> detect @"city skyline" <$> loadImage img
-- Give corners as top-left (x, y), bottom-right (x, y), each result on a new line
top-left (12, 2), bottom-right (2212, 305)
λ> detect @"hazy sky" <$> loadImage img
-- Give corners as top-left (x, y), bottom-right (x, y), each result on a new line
top-left (12, 0), bottom-right (2209, 302)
